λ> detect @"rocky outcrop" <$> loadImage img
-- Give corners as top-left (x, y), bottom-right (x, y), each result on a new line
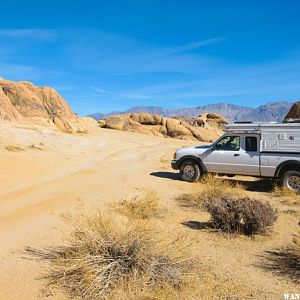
top-left (284, 101), bottom-right (300, 122)
top-left (99, 113), bottom-right (228, 142)
top-left (193, 113), bottom-right (228, 128)
top-left (0, 78), bottom-right (87, 133)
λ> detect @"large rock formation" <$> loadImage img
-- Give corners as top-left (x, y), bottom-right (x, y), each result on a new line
top-left (284, 101), bottom-right (300, 122)
top-left (99, 113), bottom-right (228, 142)
top-left (0, 77), bottom-right (86, 133)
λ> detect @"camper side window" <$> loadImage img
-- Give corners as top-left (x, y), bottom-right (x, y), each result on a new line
top-left (245, 136), bottom-right (257, 152)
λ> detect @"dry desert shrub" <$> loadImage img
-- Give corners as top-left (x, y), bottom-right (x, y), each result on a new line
top-left (264, 232), bottom-right (300, 283)
top-left (114, 190), bottom-right (160, 219)
top-left (5, 144), bottom-right (24, 152)
top-left (202, 196), bottom-right (277, 235)
top-left (25, 210), bottom-right (192, 299)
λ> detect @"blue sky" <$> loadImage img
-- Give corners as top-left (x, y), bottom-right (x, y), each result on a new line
top-left (0, 0), bottom-right (300, 115)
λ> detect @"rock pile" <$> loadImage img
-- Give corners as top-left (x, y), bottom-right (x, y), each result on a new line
top-left (99, 113), bottom-right (228, 142)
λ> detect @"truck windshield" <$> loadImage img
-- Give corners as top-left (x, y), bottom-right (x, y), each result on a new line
top-left (214, 136), bottom-right (240, 151)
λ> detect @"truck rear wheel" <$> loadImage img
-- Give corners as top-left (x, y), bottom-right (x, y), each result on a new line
top-left (281, 170), bottom-right (300, 193)
top-left (179, 160), bottom-right (201, 182)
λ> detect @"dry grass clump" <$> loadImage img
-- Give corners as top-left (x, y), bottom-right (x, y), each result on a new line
top-left (5, 144), bottom-right (24, 152)
top-left (176, 174), bottom-right (245, 209)
top-left (25, 211), bottom-right (192, 299)
top-left (202, 197), bottom-right (277, 235)
top-left (199, 174), bottom-right (245, 202)
top-left (114, 190), bottom-right (160, 219)
top-left (264, 232), bottom-right (300, 283)
top-left (272, 184), bottom-right (300, 201)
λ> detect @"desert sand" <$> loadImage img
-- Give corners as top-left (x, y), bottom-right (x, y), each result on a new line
top-left (0, 121), bottom-right (299, 299)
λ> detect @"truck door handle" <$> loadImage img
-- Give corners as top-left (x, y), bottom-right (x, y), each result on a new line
top-left (234, 154), bottom-right (240, 157)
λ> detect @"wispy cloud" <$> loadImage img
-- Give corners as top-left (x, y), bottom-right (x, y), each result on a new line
top-left (0, 29), bottom-right (57, 40)
top-left (92, 86), bottom-right (153, 100)
top-left (167, 37), bottom-right (227, 55)
top-left (66, 29), bottom-right (224, 74)
top-left (90, 50), bottom-right (300, 105)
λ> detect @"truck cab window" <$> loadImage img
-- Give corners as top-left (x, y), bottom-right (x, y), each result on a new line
top-left (245, 136), bottom-right (257, 152)
top-left (215, 136), bottom-right (240, 151)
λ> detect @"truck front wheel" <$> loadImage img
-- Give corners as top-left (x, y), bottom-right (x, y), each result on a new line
top-left (179, 160), bottom-right (201, 182)
top-left (281, 170), bottom-right (300, 193)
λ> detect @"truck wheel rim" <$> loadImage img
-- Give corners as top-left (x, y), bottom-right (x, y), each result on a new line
top-left (287, 175), bottom-right (300, 191)
top-left (183, 165), bottom-right (195, 179)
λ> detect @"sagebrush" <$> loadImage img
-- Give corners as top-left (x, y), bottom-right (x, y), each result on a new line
top-left (202, 196), bottom-right (277, 235)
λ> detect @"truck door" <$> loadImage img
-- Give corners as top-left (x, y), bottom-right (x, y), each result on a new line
top-left (240, 135), bottom-right (260, 175)
top-left (202, 135), bottom-right (244, 174)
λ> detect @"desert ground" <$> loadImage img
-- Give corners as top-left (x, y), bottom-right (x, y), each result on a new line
top-left (0, 121), bottom-right (299, 299)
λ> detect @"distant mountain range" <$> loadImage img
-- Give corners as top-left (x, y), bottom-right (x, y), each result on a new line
top-left (88, 101), bottom-right (294, 123)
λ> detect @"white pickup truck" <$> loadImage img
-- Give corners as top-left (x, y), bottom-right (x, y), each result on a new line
top-left (171, 122), bottom-right (300, 192)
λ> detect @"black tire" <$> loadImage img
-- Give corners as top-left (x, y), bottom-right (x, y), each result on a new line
top-left (179, 160), bottom-right (201, 182)
top-left (281, 170), bottom-right (300, 193)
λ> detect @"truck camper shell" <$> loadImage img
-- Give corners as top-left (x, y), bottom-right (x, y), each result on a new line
top-left (224, 123), bottom-right (300, 153)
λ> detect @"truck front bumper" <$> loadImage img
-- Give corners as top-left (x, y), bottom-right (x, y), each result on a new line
top-left (171, 160), bottom-right (179, 170)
